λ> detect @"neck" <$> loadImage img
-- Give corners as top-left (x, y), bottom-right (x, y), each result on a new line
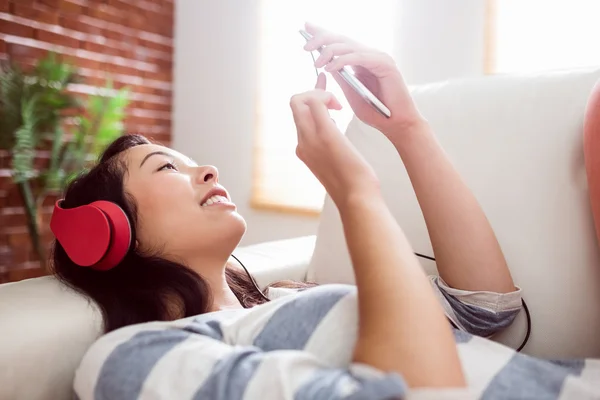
top-left (186, 253), bottom-right (242, 312)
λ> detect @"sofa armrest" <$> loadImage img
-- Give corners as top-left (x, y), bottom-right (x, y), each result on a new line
top-left (233, 235), bottom-right (316, 289)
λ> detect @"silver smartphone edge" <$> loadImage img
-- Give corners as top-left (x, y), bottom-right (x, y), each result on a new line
top-left (298, 29), bottom-right (391, 118)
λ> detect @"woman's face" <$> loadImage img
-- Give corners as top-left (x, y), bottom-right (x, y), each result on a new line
top-left (123, 143), bottom-right (246, 259)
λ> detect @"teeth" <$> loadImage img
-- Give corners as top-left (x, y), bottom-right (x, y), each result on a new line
top-left (201, 194), bottom-right (229, 206)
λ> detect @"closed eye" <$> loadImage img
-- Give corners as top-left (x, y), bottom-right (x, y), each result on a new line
top-left (158, 162), bottom-right (178, 172)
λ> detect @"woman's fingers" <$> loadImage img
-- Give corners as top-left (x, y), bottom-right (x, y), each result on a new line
top-left (304, 21), bottom-right (324, 36)
top-left (324, 51), bottom-right (393, 77)
top-left (313, 43), bottom-right (354, 68)
top-left (305, 96), bottom-right (338, 132)
top-left (303, 23), bottom-right (360, 52)
top-left (290, 96), bottom-right (313, 140)
top-left (290, 89), bottom-right (342, 140)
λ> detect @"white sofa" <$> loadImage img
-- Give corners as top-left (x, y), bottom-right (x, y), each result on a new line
top-left (2, 68), bottom-right (600, 400)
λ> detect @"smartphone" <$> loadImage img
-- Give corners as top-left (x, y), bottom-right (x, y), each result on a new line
top-left (299, 29), bottom-right (391, 118)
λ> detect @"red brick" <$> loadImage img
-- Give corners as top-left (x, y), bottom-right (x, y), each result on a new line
top-left (0, 153), bottom-right (9, 168)
top-left (86, 5), bottom-right (123, 25)
top-left (11, 3), bottom-right (59, 25)
top-left (70, 55), bottom-right (100, 70)
top-left (102, 28), bottom-right (130, 42)
top-left (5, 246), bottom-right (28, 266)
top-left (107, 0), bottom-right (137, 14)
top-left (37, 0), bottom-right (60, 8)
top-left (7, 43), bottom-right (47, 58)
top-left (1, 20), bottom-right (35, 37)
top-left (0, 0), bottom-right (9, 12)
top-left (155, 20), bottom-right (173, 38)
top-left (4, 212), bottom-right (27, 227)
top-left (146, 132), bottom-right (171, 143)
top-left (124, 115), bottom-right (171, 127)
top-left (82, 40), bottom-right (119, 57)
top-left (130, 101), bottom-right (171, 113)
top-left (8, 231), bottom-right (31, 250)
top-left (41, 194), bottom-right (58, 207)
top-left (118, 47), bottom-right (135, 60)
top-left (119, 34), bottom-right (138, 47)
top-left (143, 69), bottom-right (172, 82)
top-left (125, 13), bottom-right (145, 30)
top-left (152, 87), bottom-right (172, 98)
top-left (139, 39), bottom-right (171, 54)
top-left (6, 186), bottom-right (23, 206)
top-left (0, 39), bottom-right (6, 53)
top-left (0, 233), bottom-right (8, 247)
top-left (33, 156), bottom-right (50, 170)
top-left (10, 0), bottom-right (35, 6)
top-left (7, 267), bottom-right (48, 282)
top-left (60, 16), bottom-right (104, 35)
top-left (0, 175), bottom-right (12, 191)
top-left (34, 29), bottom-right (80, 49)
top-left (59, 0), bottom-right (86, 14)
top-left (151, 56), bottom-right (172, 70)
top-left (110, 63), bottom-right (141, 77)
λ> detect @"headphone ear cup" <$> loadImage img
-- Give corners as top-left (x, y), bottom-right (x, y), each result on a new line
top-left (91, 200), bottom-right (132, 271)
top-left (50, 200), bottom-right (132, 270)
top-left (50, 201), bottom-right (113, 267)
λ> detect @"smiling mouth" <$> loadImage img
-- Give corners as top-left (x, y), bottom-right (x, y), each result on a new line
top-left (200, 194), bottom-right (234, 207)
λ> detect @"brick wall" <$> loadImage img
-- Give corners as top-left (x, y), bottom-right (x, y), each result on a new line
top-left (0, 0), bottom-right (174, 283)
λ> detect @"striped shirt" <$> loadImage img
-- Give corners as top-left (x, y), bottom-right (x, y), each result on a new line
top-left (74, 278), bottom-right (599, 399)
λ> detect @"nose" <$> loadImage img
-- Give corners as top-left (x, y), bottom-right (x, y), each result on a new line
top-left (196, 165), bottom-right (219, 184)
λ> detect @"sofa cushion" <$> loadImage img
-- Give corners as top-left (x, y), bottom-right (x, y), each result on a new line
top-left (307, 68), bottom-right (600, 359)
top-left (0, 235), bottom-right (315, 400)
top-left (0, 276), bottom-right (102, 400)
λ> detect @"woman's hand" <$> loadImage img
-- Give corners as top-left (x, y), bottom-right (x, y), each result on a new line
top-left (304, 23), bottom-right (424, 140)
top-left (290, 73), bottom-right (379, 209)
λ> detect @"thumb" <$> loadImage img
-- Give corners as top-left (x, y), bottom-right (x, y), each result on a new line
top-left (315, 72), bottom-right (326, 90)
top-left (305, 92), bottom-right (341, 130)
top-left (312, 77), bottom-right (343, 111)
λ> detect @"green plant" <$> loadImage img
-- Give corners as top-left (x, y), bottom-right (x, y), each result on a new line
top-left (0, 52), bottom-right (130, 269)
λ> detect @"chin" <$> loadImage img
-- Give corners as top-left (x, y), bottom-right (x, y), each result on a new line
top-left (231, 211), bottom-right (247, 235)
top-left (218, 211), bottom-right (247, 244)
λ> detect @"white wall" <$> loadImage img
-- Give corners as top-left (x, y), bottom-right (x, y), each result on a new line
top-left (173, 0), bottom-right (487, 245)
top-left (395, 0), bottom-right (487, 85)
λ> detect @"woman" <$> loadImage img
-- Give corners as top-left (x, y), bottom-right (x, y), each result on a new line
top-left (55, 25), bottom-right (597, 399)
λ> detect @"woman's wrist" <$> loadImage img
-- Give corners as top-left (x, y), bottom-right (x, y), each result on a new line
top-left (335, 184), bottom-right (384, 217)
top-left (385, 119), bottom-right (435, 156)
top-left (384, 117), bottom-right (432, 151)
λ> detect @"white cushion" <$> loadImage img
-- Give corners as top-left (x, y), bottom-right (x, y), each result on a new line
top-left (0, 236), bottom-right (315, 400)
top-left (0, 277), bottom-right (102, 400)
top-left (307, 68), bottom-right (600, 359)
top-left (233, 235), bottom-right (316, 288)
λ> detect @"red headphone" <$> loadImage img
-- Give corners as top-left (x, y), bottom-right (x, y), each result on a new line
top-left (50, 200), bottom-right (132, 271)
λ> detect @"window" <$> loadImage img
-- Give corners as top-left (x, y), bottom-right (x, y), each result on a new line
top-left (488, 0), bottom-right (600, 74)
top-left (252, 0), bottom-right (396, 214)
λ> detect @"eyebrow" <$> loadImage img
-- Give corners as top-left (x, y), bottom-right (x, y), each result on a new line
top-left (139, 151), bottom-right (173, 168)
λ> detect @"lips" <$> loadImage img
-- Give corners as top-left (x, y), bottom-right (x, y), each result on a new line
top-left (199, 187), bottom-right (231, 207)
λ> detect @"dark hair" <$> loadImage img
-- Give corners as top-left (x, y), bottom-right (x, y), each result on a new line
top-left (51, 134), bottom-right (310, 333)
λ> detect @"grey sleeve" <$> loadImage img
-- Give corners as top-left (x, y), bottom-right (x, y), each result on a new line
top-left (429, 276), bottom-right (523, 337)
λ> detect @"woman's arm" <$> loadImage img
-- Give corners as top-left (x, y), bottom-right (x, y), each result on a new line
top-left (389, 121), bottom-right (516, 293)
top-left (339, 194), bottom-right (466, 388)
top-left (290, 73), bottom-right (465, 387)
top-left (306, 23), bottom-right (515, 294)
